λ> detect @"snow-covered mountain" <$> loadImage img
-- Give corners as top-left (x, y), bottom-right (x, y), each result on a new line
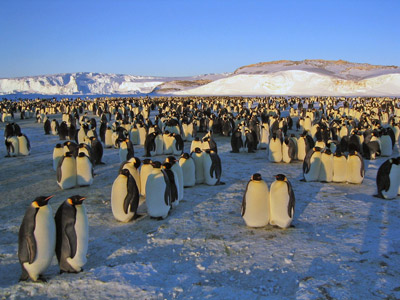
top-left (1, 60), bottom-right (399, 96)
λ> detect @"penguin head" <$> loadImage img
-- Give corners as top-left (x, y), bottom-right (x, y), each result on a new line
top-left (181, 153), bottom-right (190, 159)
top-left (67, 195), bottom-right (86, 206)
top-left (165, 156), bottom-right (177, 165)
top-left (129, 157), bottom-right (141, 169)
top-left (251, 173), bottom-right (262, 181)
top-left (32, 195), bottom-right (54, 208)
top-left (78, 152), bottom-right (87, 158)
top-left (120, 168), bottom-right (131, 177)
top-left (194, 147), bottom-right (202, 154)
top-left (65, 151), bottom-right (73, 157)
top-left (55, 143), bottom-right (62, 148)
top-left (194, 137), bottom-right (200, 141)
top-left (143, 158), bottom-right (152, 165)
top-left (162, 162), bottom-right (172, 170)
top-left (151, 161), bottom-right (162, 169)
top-left (275, 174), bottom-right (287, 181)
top-left (323, 149), bottom-right (332, 155)
top-left (334, 151), bottom-right (343, 157)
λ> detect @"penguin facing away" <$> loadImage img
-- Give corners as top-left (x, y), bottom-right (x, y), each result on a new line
top-left (18, 195), bottom-right (56, 281)
top-left (269, 174), bottom-right (295, 229)
top-left (241, 173), bottom-right (270, 228)
top-left (55, 195), bottom-right (89, 273)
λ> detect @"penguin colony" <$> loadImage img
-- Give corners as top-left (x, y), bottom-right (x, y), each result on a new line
top-left (1, 94), bottom-right (399, 282)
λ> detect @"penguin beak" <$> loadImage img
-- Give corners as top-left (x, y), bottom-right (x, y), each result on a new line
top-left (32, 201), bottom-right (40, 208)
top-left (80, 197), bottom-right (86, 201)
top-left (45, 195), bottom-right (54, 201)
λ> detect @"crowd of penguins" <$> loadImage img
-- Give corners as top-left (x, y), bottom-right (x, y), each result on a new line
top-left (2, 94), bottom-right (400, 282)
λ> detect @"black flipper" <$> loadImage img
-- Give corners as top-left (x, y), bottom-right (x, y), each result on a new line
top-left (287, 181), bottom-right (296, 218)
top-left (241, 181), bottom-right (251, 217)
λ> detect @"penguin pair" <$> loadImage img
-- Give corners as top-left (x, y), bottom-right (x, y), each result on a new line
top-left (57, 151), bottom-right (94, 189)
top-left (5, 133), bottom-right (30, 157)
top-left (18, 195), bottom-right (88, 281)
top-left (242, 174), bottom-right (295, 229)
top-left (191, 147), bottom-right (224, 185)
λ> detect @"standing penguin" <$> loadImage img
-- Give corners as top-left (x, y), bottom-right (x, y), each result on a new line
top-left (178, 153), bottom-right (196, 187)
top-left (144, 132), bottom-right (157, 157)
top-left (268, 134), bottom-right (283, 163)
top-left (89, 136), bottom-right (104, 165)
top-left (43, 119), bottom-right (51, 135)
top-left (165, 156), bottom-right (184, 201)
top-left (192, 148), bottom-right (205, 184)
top-left (76, 153), bottom-right (94, 186)
top-left (203, 150), bottom-right (224, 185)
top-left (269, 174), bottom-right (295, 229)
top-left (318, 149), bottom-right (334, 182)
top-left (346, 150), bottom-right (365, 184)
top-left (145, 161), bottom-right (171, 219)
top-left (375, 157), bottom-right (400, 199)
top-left (119, 139), bottom-right (134, 163)
top-left (241, 173), bottom-right (270, 228)
top-left (282, 137), bottom-right (296, 163)
top-left (55, 195), bottom-right (89, 273)
top-left (57, 152), bottom-right (77, 189)
top-left (53, 144), bottom-right (64, 171)
top-left (162, 162), bottom-right (179, 207)
top-left (17, 133), bottom-right (31, 156)
top-left (18, 195), bottom-right (56, 281)
top-left (140, 159), bottom-right (153, 197)
top-left (5, 136), bottom-right (19, 157)
top-left (302, 147), bottom-right (322, 182)
top-left (111, 169), bottom-right (141, 222)
top-left (332, 151), bottom-right (347, 183)
top-left (119, 157), bottom-right (141, 195)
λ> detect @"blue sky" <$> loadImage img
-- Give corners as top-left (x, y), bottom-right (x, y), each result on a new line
top-left (1, 0), bottom-right (399, 78)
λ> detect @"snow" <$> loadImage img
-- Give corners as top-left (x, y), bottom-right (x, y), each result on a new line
top-left (1, 105), bottom-right (400, 299)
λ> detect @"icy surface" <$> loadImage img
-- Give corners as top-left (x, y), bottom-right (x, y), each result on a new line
top-left (1, 112), bottom-right (400, 299)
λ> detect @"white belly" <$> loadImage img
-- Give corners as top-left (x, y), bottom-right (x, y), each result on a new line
top-left (332, 156), bottom-right (347, 183)
top-left (59, 158), bottom-right (77, 189)
top-left (77, 157), bottom-right (93, 186)
top-left (318, 154), bottom-right (333, 182)
top-left (382, 165), bottom-right (400, 199)
top-left (268, 140), bottom-right (282, 163)
top-left (140, 166), bottom-right (153, 197)
top-left (269, 181), bottom-right (292, 228)
top-left (111, 176), bottom-right (134, 222)
top-left (304, 154), bottom-right (321, 182)
top-left (346, 156), bottom-right (364, 184)
top-left (203, 155), bottom-right (217, 186)
top-left (243, 181), bottom-right (270, 227)
top-left (179, 159), bottom-right (196, 187)
top-left (193, 154), bottom-right (205, 184)
top-left (23, 206), bottom-right (56, 281)
top-left (146, 173), bottom-right (170, 218)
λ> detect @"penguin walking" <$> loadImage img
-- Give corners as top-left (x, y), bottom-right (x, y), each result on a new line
top-left (55, 195), bottom-right (89, 273)
top-left (57, 152), bottom-right (77, 189)
top-left (178, 153), bottom-right (196, 187)
top-left (76, 153), bottom-right (94, 186)
top-left (375, 157), bottom-right (400, 199)
top-left (111, 169), bottom-right (141, 222)
top-left (269, 174), bottom-right (295, 229)
top-left (18, 195), bottom-right (56, 281)
top-left (241, 174), bottom-right (270, 228)
top-left (346, 151), bottom-right (365, 184)
top-left (145, 161), bottom-right (171, 219)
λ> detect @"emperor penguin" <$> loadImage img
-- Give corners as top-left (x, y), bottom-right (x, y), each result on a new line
top-left (53, 144), bottom-right (64, 171)
top-left (145, 161), bottom-right (171, 219)
top-left (18, 195), bottom-right (56, 281)
top-left (282, 137), bottom-right (296, 163)
top-left (5, 136), bottom-right (19, 157)
top-left (89, 136), bottom-right (104, 165)
top-left (155, 132), bottom-right (164, 155)
top-left (162, 162), bottom-right (179, 207)
top-left (63, 141), bottom-right (78, 157)
top-left (144, 132), bottom-right (157, 157)
top-left (165, 156), bottom-right (184, 201)
top-left (380, 129), bottom-right (393, 157)
top-left (268, 134), bottom-right (283, 163)
top-left (111, 169), bottom-right (141, 222)
top-left (192, 147), bottom-right (205, 184)
top-left (57, 152), bottom-right (77, 189)
top-left (178, 153), bottom-right (196, 187)
top-left (76, 152), bottom-right (94, 186)
top-left (241, 173), bottom-right (270, 228)
top-left (17, 134), bottom-right (31, 156)
top-left (269, 174), bottom-right (295, 229)
top-left (190, 137), bottom-right (203, 153)
top-left (51, 119), bottom-right (59, 135)
top-left (375, 157), bottom-right (400, 199)
top-left (259, 123), bottom-right (270, 149)
top-left (346, 150), bottom-right (365, 184)
top-left (137, 124), bottom-right (147, 146)
top-left (104, 127), bottom-right (113, 148)
top-left (119, 157), bottom-right (141, 195)
top-left (332, 151), bottom-right (348, 183)
top-left (129, 126), bottom-right (139, 145)
top-left (203, 149), bottom-right (224, 185)
top-left (119, 139), bottom-right (134, 163)
top-left (318, 149), bottom-right (334, 182)
top-left (303, 147), bottom-right (322, 182)
top-left (163, 132), bottom-right (174, 155)
top-left (55, 195), bottom-right (89, 273)
top-left (140, 159), bottom-right (153, 197)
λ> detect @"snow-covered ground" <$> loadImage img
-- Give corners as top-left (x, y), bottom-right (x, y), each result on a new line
top-left (1, 110), bottom-right (400, 299)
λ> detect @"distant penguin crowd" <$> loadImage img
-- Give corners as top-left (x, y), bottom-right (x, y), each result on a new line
top-left (1, 94), bottom-right (400, 282)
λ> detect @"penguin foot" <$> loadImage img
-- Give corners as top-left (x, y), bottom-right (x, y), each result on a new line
top-left (96, 162), bottom-right (105, 165)
top-left (216, 181), bottom-right (226, 185)
top-left (300, 178), bottom-right (306, 182)
top-left (289, 224), bottom-right (296, 228)
top-left (133, 213), bottom-right (144, 220)
top-left (36, 275), bottom-right (47, 283)
top-left (150, 216), bottom-right (165, 221)
top-left (373, 194), bottom-right (384, 199)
